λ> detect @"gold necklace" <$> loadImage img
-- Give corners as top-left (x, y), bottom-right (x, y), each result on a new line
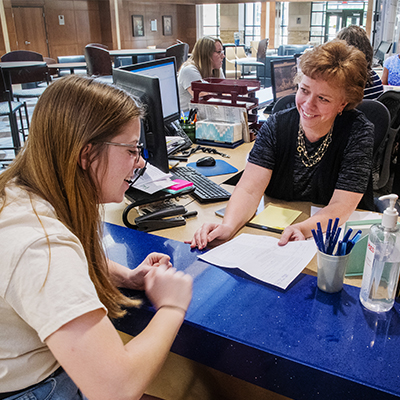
top-left (296, 123), bottom-right (334, 167)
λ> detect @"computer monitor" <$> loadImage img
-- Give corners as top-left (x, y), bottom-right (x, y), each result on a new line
top-left (374, 41), bottom-right (392, 66)
top-left (113, 66), bottom-right (170, 173)
top-left (120, 57), bottom-right (181, 125)
top-left (270, 58), bottom-right (298, 102)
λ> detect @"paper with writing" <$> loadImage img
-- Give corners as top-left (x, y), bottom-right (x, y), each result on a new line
top-left (198, 233), bottom-right (316, 289)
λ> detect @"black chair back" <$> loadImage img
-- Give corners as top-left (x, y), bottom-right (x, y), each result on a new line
top-left (356, 99), bottom-right (391, 191)
top-left (376, 91), bottom-right (400, 195)
top-left (272, 94), bottom-right (296, 113)
top-left (85, 45), bottom-right (112, 76)
top-left (165, 43), bottom-right (189, 71)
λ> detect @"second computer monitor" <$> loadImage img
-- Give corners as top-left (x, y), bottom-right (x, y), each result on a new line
top-left (113, 65), bottom-right (170, 173)
top-left (374, 41), bottom-right (392, 66)
top-left (120, 57), bottom-right (181, 125)
top-left (270, 58), bottom-right (298, 102)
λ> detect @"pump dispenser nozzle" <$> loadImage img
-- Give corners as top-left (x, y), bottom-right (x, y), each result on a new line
top-left (379, 194), bottom-right (399, 229)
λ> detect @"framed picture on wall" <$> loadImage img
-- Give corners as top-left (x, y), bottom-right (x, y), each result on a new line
top-left (162, 16), bottom-right (172, 36)
top-left (132, 15), bottom-right (144, 37)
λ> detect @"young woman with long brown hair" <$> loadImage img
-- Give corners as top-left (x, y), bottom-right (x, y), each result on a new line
top-left (0, 75), bottom-right (192, 400)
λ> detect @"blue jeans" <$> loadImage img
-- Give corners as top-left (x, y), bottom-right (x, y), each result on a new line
top-left (3, 369), bottom-right (87, 400)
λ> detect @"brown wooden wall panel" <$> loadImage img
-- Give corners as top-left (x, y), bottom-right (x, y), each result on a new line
top-left (4, 0), bottom-right (196, 59)
top-left (176, 4), bottom-right (196, 51)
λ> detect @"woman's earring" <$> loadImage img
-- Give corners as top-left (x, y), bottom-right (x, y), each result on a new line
top-left (338, 110), bottom-right (343, 116)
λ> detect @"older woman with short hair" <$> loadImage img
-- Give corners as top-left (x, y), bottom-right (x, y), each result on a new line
top-left (189, 40), bottom-right (374, 249)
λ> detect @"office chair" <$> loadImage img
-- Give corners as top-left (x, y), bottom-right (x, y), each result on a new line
top-left (86, 43), bottom-right (108, 49)
top-left (165, 43), bottom-right (189, 71)
top-left (271, 94), bottom-right (296, 113)
top-left (85, 45), bottom-right (112, 76)
top-left (356, 99), bottom-right (392, 212)
top-left (256, 39), bottom-right (269, 87)
top-left (0, 66), bottom-right (29, 164)
top-left (376, 91), bottom-right (400, 196)
top-left (1, 50), bottom-right (50, 101)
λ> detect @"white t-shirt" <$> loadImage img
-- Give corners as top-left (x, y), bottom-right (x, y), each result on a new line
top-left (0, 184), bottom-right (106, 392)
top-left (178, 63), bottom-right (225, 112)
top-left (178, 64), bottom-right (202, 112)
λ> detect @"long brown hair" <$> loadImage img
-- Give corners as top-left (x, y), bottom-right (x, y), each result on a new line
top-left (0, 75), bottom-right (143, 318)
top-left (181, 36), bottom-right (223, 78)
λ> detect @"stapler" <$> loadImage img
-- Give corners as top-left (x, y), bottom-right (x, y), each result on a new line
top-left (123, 204), bottom-right (195, 232)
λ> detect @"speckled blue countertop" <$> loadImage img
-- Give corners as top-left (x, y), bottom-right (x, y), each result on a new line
top-left (105, 222), bottom-right (400, 400)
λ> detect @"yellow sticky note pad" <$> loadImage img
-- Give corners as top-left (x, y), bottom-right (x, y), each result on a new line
top-left (250, 205), bottom-right (301, 230)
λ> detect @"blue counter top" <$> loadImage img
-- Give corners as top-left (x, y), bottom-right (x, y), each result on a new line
top-left (104, 222), bottom-right (400, 399)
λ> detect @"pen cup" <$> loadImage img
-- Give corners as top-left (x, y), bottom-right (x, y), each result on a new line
top-left (181, 123), bottom-right (196, 143)
top-left (317, 250), bottom-right (350, 293)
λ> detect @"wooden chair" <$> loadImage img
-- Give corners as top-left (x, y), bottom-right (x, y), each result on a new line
top-left (85, 45), bottom-right (112, 76)
top-left (1, 50), bottom-right (50, 101)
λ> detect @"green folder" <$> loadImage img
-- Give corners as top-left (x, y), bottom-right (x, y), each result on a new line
top-left (344, 219), bottom-right (381, 276)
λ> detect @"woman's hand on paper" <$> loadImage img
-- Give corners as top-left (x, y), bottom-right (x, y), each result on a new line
top-left (187, 223), bottom-right (234, 250)
top-left (145, 264), bottom-right (193, 312)
top-left (278, 224), bottom-right (306, 246)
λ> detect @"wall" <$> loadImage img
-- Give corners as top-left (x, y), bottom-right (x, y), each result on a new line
top-left (287, 2), bottom-right (310, 44)
top-left (118, 1), bottom-right (196, 50)
top-left (219, 3), bottom-right (239, 44)
top-left (0, 0), bottom-right (196, 59)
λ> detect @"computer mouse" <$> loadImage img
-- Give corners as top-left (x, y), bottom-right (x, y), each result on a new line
top-left (196, 156), bottom-right (216, 167)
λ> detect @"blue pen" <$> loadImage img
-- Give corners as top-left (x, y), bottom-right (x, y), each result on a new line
top-left (350, 229), bottom-right (362, 242)
top-left (316, 222), bottom-right (325, 251)
top-left (312, 229), bottom-right (324, 252)
top-left (325, 218), bottom-right (332, 248)
top-left (340, 241), bottom-right (347, 255)
top-left (346, 231), bottom-right (362, 253)
top-left (330, 217), bottom-right (339, 239)
top-left (328, 226), bottom-right (342, 255)
top-left (342, 227), bottom-right (353, 244)
top-left (335, 240), bottom-right (342, 256)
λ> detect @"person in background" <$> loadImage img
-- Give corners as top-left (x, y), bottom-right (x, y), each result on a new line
top-left (382, 52), bottom-right (400, 86)
top-left (178, 36), bottom-right (225, 112)
top-left (336, 25), bottom-right (384, 99)
top-left (0, 75), bottom-right (193, 400)
top-left (189, 40), bottom-right (374, 250)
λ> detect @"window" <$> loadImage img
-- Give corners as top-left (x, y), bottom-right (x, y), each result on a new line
top-left (309, 1), bottom-right (369, 45)
top-left (244, 2), bottom-right (261, 47)
top-left (201, 4), bottom-right (220, 37)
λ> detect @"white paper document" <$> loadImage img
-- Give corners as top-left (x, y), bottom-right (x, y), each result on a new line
top-left (198, 233), bottom-right (317, 289)
top-left (132, 163), bottom-right (173, 194)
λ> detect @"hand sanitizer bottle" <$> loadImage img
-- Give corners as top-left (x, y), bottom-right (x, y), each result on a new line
top-left (360, 194), bottom-right (400, 312)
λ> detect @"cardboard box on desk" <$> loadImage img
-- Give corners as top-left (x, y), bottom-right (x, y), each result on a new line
top-left (195, 120), bottom-right (242, 144)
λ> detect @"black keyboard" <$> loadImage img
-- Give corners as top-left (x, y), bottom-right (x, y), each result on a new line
top-left (172, 166), bottom-right (231, 203)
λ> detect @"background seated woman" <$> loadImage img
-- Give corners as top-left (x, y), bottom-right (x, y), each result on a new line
top-left (189, 40), bottom-right (374, 250)
top-left (178, 36), bottom-right (225, 112)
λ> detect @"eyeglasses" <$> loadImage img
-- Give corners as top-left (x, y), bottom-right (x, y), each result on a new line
top-left (129, 159), bottom-right (148, 187)
top-left (102, 142), bottom-right (143, 164)
top-left (215, 50), bottom-right (224, 55)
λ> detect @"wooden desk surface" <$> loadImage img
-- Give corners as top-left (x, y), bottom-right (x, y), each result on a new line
top-left (103, 141), bottom-right (364, 289)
